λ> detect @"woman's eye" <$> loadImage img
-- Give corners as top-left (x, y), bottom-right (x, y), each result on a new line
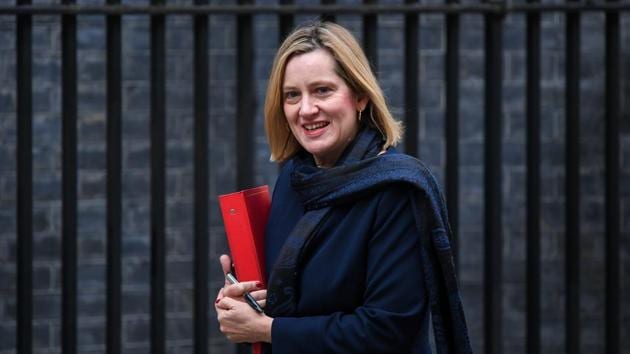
top-left (285, 91), bottom-right (300, 101)
top-left (315, 87), bottom-right (331, 95)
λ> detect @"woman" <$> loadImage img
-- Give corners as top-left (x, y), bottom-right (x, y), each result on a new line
top-left (215, 21), bottom-right (472, 354)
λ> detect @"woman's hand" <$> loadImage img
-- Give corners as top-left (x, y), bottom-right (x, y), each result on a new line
top-left (215, 254), bottom-right (273, 343)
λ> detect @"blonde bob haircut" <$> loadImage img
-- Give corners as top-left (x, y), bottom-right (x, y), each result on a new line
top-left (264, 21), bottom-right (403, 162)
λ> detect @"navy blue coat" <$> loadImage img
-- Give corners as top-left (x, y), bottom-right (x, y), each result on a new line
top-left (264, 155), bottom-right (432, 354)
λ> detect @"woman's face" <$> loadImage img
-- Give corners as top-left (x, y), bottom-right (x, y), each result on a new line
top-left (282, 49), bottom-right (366, 168)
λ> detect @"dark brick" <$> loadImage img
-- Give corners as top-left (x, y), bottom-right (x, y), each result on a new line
top-left (79, 237), bottom-right (105, 258)
top-left (0, 209), bottom-right (15, 235)
top-left (210, 53), bottom-right (237, 82)
top-left (33, 234), bottom-right (60, 261)
top-left (78, 58), bottom-right (106, 82)
top-left (0, 30), bottom-right (15, 51)
top-left (0, 58), bottom-right (16, 85)
top-left (0, 324), bottom-right (16, 351)
top-left (166, 201), bottom-right (192, 229)
top-left (418, 139), bottom-right (443, 168)
top-left (32, 207), bottom-right (50, 233)
top-left (0, 92), bottom-right (13, 113)
top-left (419, 20), bottom-right (443, 51)
top-left (122, 202), bottom-right (150, 237)
top-left (79, 172), bottom-right (106, 199)
top-left (77, 319), bottom-right (105, 347)
top-left (125, 144), bottom-right (150, 170)
top-left (507, 52), bottom-right (525, 82)
top-left (78, 91), bottom-right (106, 113)
top-left (165, 144), bottom-right (193, 169)
top-left (32, 174), bottom-right (61, 201)
top-left (541, 141), bottom-right (565, 167)
top-left (33, 58), bottom-right (61, 83)
top-left (503, 22), bottom-right (525, 51)
top-left (123, 259), bottom-right (149, 285)
top-left (166, 288), bottom-right (193, 313)
top-left (459, 16), bottom-right (483, 51)
top-left (166, 317), bottom-right (193, 341)
top-left (122, 116), bottom-right (150, 141)
top-left (122, 172), bottom-right (150, 199)
top-left (78, 263), bottom-right (105, 291)
top-left (121, 237), bottom-right (149, 258)
top-left (459, 142), bottom-right (483, 167)
top-left (78, 293), bottom-right (105, 317)
top-left (77, 21), bottom-right (105, 51)
top-left (123, 83), bottom-right (150, 111)
top-left (122, 289), bottom-right (150, 315)
top-left (503, 142), bottom-right (525, 167)
top-left (33, 293), bottom-right (60, 320)
top-left (79, 118), bottom-right (106, 143)
top-left (165, 260), bottom-right (192, 284)
top-left (0, 265), bottom-right (15, 291)
top-left (0, 238), bottom-right (14, 263)
top-left (125, 318), bottom-right (150, 344)
top-left (166, 345), bottom-right (193, 354)
top-left (541, 200), bottom-right (564, 232)
top-left (33, 322), bottom-right (51, 348)
top-left (166, 23), bottom-right (193, 51)
top-left (32, 89), bottom-right (54, 114)
top-left (123, 53), bottom-right (150, 81)
top-left (0, 145), bottom-right (15, 175)
top-left (77, 203), bottom-right (105, 234)
top-left (33, 265), bottom-right (51, 291)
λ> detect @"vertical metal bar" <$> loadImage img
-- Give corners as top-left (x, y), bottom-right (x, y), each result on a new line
top-left (404, 0), bottom-right (419, 157)
top-left (445, 0), bottom-right (459, 271)
top-left (279, 0), bottom-right (294, 41)
top-left (321, 0), bottom-right (335, 23)
top-left (604, 3), bottom-right (620, 354)
top-left (526, 1), bottom-right (541, 353)
top-left (484, 8), bottom-right (503, 354)
top-left (16, 0), bottom-right (33, 352)
top-left (106, 0), bottom-right (122, 352)
top-left (61, 0), bottom-right (78, 351)
top-left (236, 0), bottom-right (254, 190)
top-left (150, 0), bottom-right (166, 352)
top-left (363, 0), bottom-right (378, 71)
top-left (565, 3), bottom-right (580, 354)
top-left (193, 3), bottom-right (209, 354)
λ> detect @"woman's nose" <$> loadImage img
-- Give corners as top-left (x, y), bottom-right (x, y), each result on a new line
top-left (299, 96), bottom-right (318, 117)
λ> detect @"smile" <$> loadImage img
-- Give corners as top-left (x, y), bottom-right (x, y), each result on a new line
top-left (304, 122), bottom-right (330, 131)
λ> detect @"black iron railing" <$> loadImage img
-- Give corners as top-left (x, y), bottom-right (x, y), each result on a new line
top-left (4, 2), bottom-right (626, 354)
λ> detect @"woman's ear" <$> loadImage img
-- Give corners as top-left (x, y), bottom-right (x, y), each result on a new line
top-left (356, 95), bottom-right (369, 112)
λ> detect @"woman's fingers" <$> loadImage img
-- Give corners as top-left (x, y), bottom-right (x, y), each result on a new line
top-left (220, 254), bottom-right (232, 275)
top-left (215, 286), bottom-right (225, 303)
top-left (249, 289), bottom-right (267, 301)
top-left (222, 281), bottom-right (265, 298)
top-left (215, 295), bottom-right (235, 310)
top-left (219, 254), bottom-right (232, 286)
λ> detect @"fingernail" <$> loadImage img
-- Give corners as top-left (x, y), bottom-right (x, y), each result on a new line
top-left (215, 299), bottom-right (220, 304)
top-left (255, 282), bottom-right (263, 288)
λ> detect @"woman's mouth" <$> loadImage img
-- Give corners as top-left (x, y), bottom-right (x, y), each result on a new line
top-left (304, 122), bottom-right (330, 131)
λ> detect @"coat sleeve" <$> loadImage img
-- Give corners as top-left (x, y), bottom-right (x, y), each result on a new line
top-left (269, 186), bottom-right (430, 354)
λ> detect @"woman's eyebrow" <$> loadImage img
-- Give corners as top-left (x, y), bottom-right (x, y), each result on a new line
top-left (282, 84), bottom-right (298, 91)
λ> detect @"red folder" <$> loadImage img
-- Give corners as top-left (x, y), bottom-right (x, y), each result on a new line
top-left (218, 185), bottom-right (270, 354)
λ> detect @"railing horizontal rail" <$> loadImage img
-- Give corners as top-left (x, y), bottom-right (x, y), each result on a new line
top-left (1, 2), bottom-right (629, 15)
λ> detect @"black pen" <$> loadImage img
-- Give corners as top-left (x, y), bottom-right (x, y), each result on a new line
top-left (225, 273), bottom-right (264, 313)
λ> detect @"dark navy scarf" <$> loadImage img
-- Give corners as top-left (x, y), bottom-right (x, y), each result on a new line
top-left (265, 127), bottom-right (473, 354)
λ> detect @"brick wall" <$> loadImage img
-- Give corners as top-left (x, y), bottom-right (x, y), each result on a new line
top-left (0, 0), bottom-right (629, 353)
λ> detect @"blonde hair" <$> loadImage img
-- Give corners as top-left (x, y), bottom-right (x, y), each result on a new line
top-left (264, 21), bottom-right (403, 162)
